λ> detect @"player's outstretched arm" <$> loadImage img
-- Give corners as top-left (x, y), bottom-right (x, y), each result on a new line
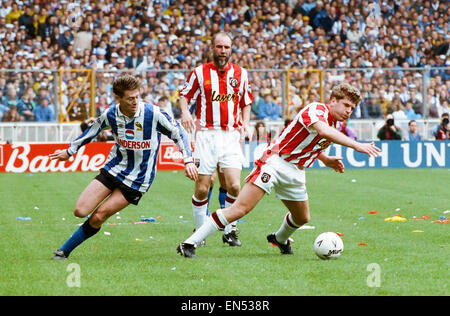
top-left (59, 112), bottom-right (110, 159)
top-left (352, 141), bottom-right (381, 157)
top-left (312, 121), bottom-right (380, 157)
top-left (184, 162), bottom-right (198, 181)
top-left (49, 149), bottom-right (70, 161)
top-left (318, 154), bottom-right (345, 173)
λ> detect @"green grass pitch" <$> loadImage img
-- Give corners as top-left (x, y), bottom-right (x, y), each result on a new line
top-left (0, 168), bottom-right (448, 296)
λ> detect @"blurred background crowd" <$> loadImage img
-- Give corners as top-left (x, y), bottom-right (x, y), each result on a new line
top-left (0, 0), bottom-right (448, 131)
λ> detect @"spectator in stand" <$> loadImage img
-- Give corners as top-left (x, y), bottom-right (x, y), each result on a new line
top-left (95, 96), bottom-right (109, 117)
top-left (2, 84), bottom-right (20, 106)
top-left (312, 1), bottom-right (334, 34)
top-left (338, 119), bottom-right (357, 140)
top-left (116, 58), bottom-right (126, 70)
top-left (296, 0), bottom-right (316, 16)
top-left (252, 120), bottom-right (269, 144)
top-left (125, 49), bottom-right (144, 69)
top-left (18, 4), bottom-right (32, 29)
top-left (34, 97), bottom-right (55, 122)
top-left (1, 105), bottom-right (21, 122)
top-left (58, 27), bottom-right (74, 51)
top-left (287, 85), bottom-right (303, 119)
top-left (17, 92), bottom-right (36, 121)
top-left (259, 92), bottom-right (281, 120)
top-left (427, 87), bottom-right (441, 118)
top-left (365, 94), bottom-right (383, 119)
top-left (73, 21), bottom-right (93, 52)
top-left (377, 114), bottom-right (402, 140)
top-left (346, 19), bottom-right (364, 49)
top-left (408, 87), bottom-right (424, 117)
top-left (438, 100), bottom-right (449, 118)
top-left (437, 88), bottom-right (448, 113)
top-left (156, 95), bottom-right (174, 118)
top-left (404, 100), bottom-right (422, 120)
top-left (383, 85), bottom-right (396, 103)
top-left (250, 88), bottom-right (264, 120)
top-left (35, 85), bottom-right (53, 106)
top-left (5, 2), bottom-right (22, 23)
top-left (391, 102), bottom-right (408, 121)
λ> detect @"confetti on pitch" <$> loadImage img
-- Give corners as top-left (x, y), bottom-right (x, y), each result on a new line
top-left (384, 215), bottom-right (406, 222)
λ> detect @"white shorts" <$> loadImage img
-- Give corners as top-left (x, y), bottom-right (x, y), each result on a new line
top-left (246, 154), bottom-right (308, 201)
top-left (193, 129), bottom-right (244, 175)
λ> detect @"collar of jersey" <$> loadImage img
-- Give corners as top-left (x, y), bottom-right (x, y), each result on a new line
top-left (116, 101), bottom-right (143, 120)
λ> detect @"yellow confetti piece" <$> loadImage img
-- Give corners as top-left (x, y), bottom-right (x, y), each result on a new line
top-left (384, 215), bottom-right (407, 222)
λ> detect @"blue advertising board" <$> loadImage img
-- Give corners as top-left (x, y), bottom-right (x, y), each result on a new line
top-left (242, 141), bottom-right (450, 169)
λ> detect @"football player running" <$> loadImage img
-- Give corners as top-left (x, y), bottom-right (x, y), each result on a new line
top-left (177, 82), bottom-right (380, 258)
top-left (51, 75), bottom-right (197, 260)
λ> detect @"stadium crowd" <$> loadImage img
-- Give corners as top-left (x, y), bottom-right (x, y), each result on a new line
top-left (0, 0), bottom-right (448, 126)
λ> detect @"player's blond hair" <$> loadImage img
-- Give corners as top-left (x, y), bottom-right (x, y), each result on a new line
top-left (330, 82), bottom-right (362, 105)
top-left (112, 75), bottom-right (141, 98)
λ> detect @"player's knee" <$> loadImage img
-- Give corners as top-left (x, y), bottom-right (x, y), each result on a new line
top-left (194, 185), bottom-right (210, 200)
top-left (73, 207), bottom-right (87, 218)
top-left (227, 182), bottom-right (240, 196)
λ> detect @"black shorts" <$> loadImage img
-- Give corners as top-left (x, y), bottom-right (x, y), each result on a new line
top-left (95, 168), bottom-right (143, 205)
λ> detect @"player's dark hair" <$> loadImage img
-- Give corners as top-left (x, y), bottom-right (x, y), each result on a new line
top-left (112, 75), bottom-right (141, 98)
top-left (331, 82), bottom-right (362, 105)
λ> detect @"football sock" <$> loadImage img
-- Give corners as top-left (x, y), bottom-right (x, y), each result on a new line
top-left (218, 187), bottom-right (227, 209)
top-left (275, 213), bottom-right (301, 245)
top-left (60, 219), bottom-right (100, 256)
top-left (224, 193), bottom-right (238, 234)
top-left (206, 187), bottom-right (213, 215)
top-left (211, 209), bottom-right (229, 229)
top-left (192, 195), bottom-right (208, 229)
top-left (184, 211), bottom-right (228, 246)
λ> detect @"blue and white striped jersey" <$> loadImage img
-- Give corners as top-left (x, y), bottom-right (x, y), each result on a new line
top-left (67, 101), bottom-right (193, 192)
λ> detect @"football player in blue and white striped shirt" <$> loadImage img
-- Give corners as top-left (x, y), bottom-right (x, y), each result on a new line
top-left (50, 75), bottom-right (198, 259)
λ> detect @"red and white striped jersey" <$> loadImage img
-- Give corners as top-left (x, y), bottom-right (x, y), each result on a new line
top-left (179, 62), bottom-right (253, 131)
top-left (264, 102), bottom-right (336, 167)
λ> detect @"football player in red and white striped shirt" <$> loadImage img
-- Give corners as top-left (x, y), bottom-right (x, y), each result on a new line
top-left (177, 82), bottom-right (380, 258)
top-left (178, 32), bottom-right (253, 247)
